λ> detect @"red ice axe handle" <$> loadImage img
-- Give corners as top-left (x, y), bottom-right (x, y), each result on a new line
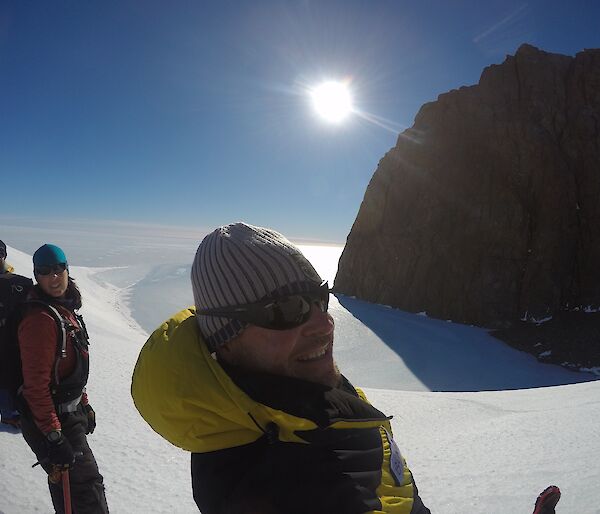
top-left (62, 470), bottom-right (72, 514)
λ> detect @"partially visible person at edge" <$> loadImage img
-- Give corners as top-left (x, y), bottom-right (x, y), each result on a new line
top-left (17, 244), bottom-right (109, 513)
top-left (132, 222), bottom-right (431, 514)
top-left (0, 239), bottom-right (32, 429)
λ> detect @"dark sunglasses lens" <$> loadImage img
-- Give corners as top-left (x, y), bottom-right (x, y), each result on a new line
top-left (269, 295), bottom-right (312, 328)
top-left (255, 290), bottom-right (329, 330)
top-left (198, 282), bottom-right (330, 330)
top-left (36, 263), bottom-right (66, 276)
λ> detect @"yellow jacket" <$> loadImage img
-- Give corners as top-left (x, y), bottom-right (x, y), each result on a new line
top-left (131, 308), bottom-right (429, 514)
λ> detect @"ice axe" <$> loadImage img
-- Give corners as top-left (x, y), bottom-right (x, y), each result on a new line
top-left (32, 453), bottom-right (81, 514)
top-left (62, 470), bottom-right (72, 514)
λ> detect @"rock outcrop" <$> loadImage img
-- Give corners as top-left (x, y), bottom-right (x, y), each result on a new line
top-left (335, 44), bottom-right (600, 328)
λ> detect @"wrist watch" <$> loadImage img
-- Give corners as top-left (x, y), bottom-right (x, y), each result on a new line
top-left (46, 430), bottom-right (62, 443)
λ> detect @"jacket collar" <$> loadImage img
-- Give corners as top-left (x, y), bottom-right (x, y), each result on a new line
top-left (221, 362), bottom-right (389, 428)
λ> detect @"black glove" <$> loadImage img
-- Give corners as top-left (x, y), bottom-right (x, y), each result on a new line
top-left (46, 431), bottom-right (75, 469)
top-left (84, 404), bottom-right (96, 434)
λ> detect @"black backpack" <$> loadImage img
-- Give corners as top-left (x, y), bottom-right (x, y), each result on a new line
top-left (1, 273), bottom-right (92, 410)
top-left (0, 273), bottom-right (33, 393)
top-left (1, 293), bottom-right (91, 417)
top-left (0, 275), bottom-right (75, 410)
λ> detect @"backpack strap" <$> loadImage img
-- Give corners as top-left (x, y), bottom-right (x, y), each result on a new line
top-left (75, 313), bottom-right (89, 342)
top-left (22, 300), bottom-right (69, 386)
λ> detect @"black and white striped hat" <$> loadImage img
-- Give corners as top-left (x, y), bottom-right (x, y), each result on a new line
top-left (191, 222), bottom-right (323, 350)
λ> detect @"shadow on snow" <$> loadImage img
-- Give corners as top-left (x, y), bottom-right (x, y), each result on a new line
top-left (336, 295), bottom-right (597, 392)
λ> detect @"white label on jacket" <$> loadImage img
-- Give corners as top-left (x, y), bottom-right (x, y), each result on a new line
top-left (384, 428), bottom-right (404, 486)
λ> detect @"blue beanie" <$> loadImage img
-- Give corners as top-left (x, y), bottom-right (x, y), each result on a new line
top-left (33, 244), bottom-right (68, 268)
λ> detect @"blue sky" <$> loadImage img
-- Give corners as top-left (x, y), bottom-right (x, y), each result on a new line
top-left (2, 1), bottom-right (599, 242)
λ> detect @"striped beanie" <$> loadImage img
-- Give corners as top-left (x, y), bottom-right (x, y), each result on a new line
top-left (192, 222), bottom-right (322, 351)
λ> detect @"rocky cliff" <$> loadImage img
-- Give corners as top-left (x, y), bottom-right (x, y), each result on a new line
top-left (335, 44), bottom-right (600, 328)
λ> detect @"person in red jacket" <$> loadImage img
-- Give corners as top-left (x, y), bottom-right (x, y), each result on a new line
top-left (18, 244), bottom-right (109, 514)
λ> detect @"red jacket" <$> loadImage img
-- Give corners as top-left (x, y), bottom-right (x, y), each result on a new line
top-left (18, 302), bottom-right (89, 434)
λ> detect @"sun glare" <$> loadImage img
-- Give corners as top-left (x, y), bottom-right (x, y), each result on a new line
top-left (311, 81), bottom-right (353, 123)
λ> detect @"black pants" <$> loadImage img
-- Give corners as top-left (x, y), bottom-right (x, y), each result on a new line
top-left (20, 404), bottom-right (109, 514)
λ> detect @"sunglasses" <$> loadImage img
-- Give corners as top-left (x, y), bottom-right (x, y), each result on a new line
top-left (35, 263), bottom-right (67, 276)
top-left (198, 281), bottom-right (330, 330)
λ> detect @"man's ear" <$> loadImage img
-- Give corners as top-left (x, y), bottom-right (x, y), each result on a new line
top-left (216, 331), bottom-right (245, 364)
top-left (215, 341), bottom-right (232, 362)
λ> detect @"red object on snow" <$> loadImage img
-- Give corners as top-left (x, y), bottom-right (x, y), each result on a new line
top-left (533, 485), bottom-right (561, 514)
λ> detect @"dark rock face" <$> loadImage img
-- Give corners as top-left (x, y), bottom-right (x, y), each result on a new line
top-left (335, 44), bottom-right (600, 328)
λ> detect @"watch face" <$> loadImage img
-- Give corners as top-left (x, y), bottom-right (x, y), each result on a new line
top-left (47, 431), bottom-right (61, 443)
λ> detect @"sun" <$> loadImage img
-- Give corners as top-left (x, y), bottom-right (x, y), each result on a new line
top-left (310, 81), bottom-right (353, 123)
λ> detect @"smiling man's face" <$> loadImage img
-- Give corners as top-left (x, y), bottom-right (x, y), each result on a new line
top-left (218, 306), bottom-right (339, 388)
